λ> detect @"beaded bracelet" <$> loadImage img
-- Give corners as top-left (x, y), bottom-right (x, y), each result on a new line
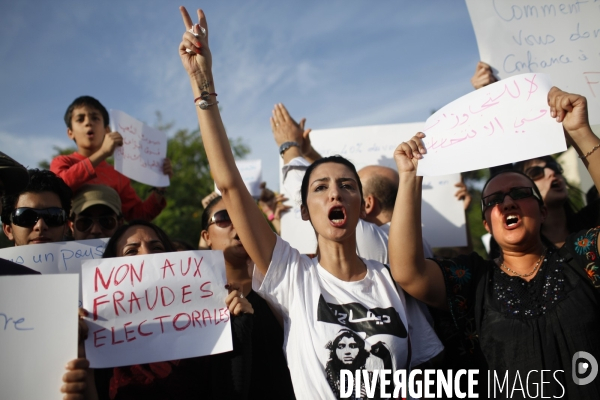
top-left (194, 92), bottom-right (217, 103)
top-left (579, 143), bottom-right (600, 160)
top-left (195, 91), bottom-right (219, 110)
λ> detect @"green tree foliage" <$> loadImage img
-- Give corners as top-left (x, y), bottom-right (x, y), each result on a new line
top-left (134, 128), bottom-right (249, 246)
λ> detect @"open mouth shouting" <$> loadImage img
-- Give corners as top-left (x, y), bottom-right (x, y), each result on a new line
top-left (504, 214), bottom-right (521, 230)
top-left (328, 206), bottom-right (347, 227)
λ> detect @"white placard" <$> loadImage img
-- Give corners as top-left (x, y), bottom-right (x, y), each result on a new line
top-left (82, 250), bottom-right (232, 368)
top-left (279, 122), bottom-right (468, 251)
top-left (422, 174), bottom-right (466, 248)
top-left (111, 109), bottom-right (170, 187)
top-left (0, 239), bottom-right (108, 275)
top-left (418, 73), bottom-right (566, 176)
top-left (0, 275), bottom-right (79, 400)
top-left (0, 239), bottom-right (109, 307)
top-left (215, 159), bottom-right (262, 198)
top-left (466, 0), bottom-right (600, 124)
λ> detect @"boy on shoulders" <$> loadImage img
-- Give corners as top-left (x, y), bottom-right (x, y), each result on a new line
top-left (51, 96), bottom-right (171, 221)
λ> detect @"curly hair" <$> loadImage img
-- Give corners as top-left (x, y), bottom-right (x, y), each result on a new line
top-left (1, 169), bottom-right (72, 225)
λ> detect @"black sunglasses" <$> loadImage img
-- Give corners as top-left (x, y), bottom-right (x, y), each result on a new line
top-left (208, 209), bottom-right (232, 228)
top-left (524, 162), bottom-right (563, 181)
top-left (11, 207), bottom-right (67, 228)
top-left (481, 187), bottom-right (541, 212)
top-left (75, 215), bottom-right (119, 232)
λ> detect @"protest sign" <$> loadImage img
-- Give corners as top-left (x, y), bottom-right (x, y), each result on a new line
top-left (82, 250), bottom-right (232, 368)
top-left (418, 73), bottom-right (566, 176)
top-left (0, 239), bottom-right (108, 306)
top-left (279, 122), bottom-right (467, 251)
top-left (215, 159), bottom-right (262, 198)
top-left (111, 109), bottom-right (169, 187)
top-left (466, 0), bottom-right (600, 124)
top-left (0, 275), bottom-right (78, 400)
top-left (0, 238), bottom-right (108, 275)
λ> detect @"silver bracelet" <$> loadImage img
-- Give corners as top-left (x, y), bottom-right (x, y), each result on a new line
top-left (579, 143), bottom-right (600, 159)
top-left (196, 99), bottom-right (219, 110)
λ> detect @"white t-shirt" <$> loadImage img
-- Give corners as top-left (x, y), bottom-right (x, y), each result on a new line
top-left (379, 222), bottom-right (434, 259)
top-left (254, 236), bottom-right (443, 400)
top-left (355, 219), bottom-right (389, 263)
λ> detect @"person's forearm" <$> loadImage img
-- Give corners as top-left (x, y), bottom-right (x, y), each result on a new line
top-left (190, 74), bottom-right (242, 192)
top-left (569, 126), bottom-right (600, 192)
top-left (303, 147), bottom-right (322, 164)
top-left (88, 149), bottom-right (109, 168)
top-left (281, 146), bottom-right (301, 165)
top-left (389, 171), bottom-right (425, 282)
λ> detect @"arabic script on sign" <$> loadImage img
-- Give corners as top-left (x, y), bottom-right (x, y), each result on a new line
top-left (417, 73), bottom-right (566, 176)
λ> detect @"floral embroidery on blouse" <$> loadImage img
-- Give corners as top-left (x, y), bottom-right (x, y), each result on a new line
top-left (574, 232), bottom-right (595, 255)
top-left (449, 264), bottom-right (472, 285)
top-left (586, 263), bottom-right (600, 286)
top-left (572, 228), bottom-right (600, 288)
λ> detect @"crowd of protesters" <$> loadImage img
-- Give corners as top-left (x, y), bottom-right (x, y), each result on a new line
top-left (1, 6), bottom-right (600, 400)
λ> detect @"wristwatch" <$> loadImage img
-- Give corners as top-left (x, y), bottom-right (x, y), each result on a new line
top-left (279, 141), bottom-right (299, 157)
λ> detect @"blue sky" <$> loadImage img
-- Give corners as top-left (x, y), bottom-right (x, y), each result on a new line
top-left (0, 1), bottom-right (480, 189)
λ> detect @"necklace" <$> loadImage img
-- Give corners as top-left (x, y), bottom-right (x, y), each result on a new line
top-left (500, 250), bottom-right (546, 278)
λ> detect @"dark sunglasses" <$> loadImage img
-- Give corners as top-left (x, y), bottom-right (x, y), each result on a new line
top-left (75, 215), bottom-right (119, 232)
top-left (10, 207), bottom-right (67, 228)
top-left (481, 187), bottom-right (541, 212)
top-left (524, 162), bottom-right (563, 181)
top-left (208, 209), bottom-right (232, 228)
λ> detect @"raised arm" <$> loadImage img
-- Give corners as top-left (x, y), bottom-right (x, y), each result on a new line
top-left (178, 7), bottom-right (276, 273)
top-left (548, 87), bottom-right (600, 191)
top-left (388, 133), bottom-right (447, 309)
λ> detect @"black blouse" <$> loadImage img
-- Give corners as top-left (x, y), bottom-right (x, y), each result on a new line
top-left (430, 228), bottom-right (600, 399)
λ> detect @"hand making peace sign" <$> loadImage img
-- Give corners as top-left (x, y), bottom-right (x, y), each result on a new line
top-left (179, 6), bottom-right (212, 81)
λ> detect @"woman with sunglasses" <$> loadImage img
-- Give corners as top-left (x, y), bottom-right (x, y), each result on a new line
top-left (515, 156), bottom-right (600, 249)
top-left (390, 87), bottom-right (600, 397)
top-left (94, 220), bottom-right (255, 400)
top-left (201, 195), bottom-right (295, 399)
top-left (178, 7), bottom-right (442, 399)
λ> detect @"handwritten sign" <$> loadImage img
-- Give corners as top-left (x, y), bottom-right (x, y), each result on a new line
top-left (0, 275), bottom-right (78, 400)
top-left (82, 250), bottom-right (232, 368)
top-left (418, 73), bottom-right (566, 176)
top-left (215, 159), bottom-right (262, 198)
top-left (279, 122), bottom-right (467, 251)
top-left (466, 0), bottom-right (600, 124)
top-left (111, 109), bottom-right (169, 187)
top-left (0, 238), bottom-right (108, 274)
top-left (0, 239), bottom-right (108, 307)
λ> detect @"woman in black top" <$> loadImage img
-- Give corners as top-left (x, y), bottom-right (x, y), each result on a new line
top-left (201, 196), bottom-right (295, 400)
top-left (389, 87), bottom-right (600, 398)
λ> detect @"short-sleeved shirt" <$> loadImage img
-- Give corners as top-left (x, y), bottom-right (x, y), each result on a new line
top-left (431, 228), bottom-right (600, 398)
top-left (254, 236), bottom-right (443, 399)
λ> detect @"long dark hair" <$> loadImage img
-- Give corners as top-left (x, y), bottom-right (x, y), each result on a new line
top-left (102, 220), bottom-right (175, 258)
top-left (325, 329), bottom-right (370, 397)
